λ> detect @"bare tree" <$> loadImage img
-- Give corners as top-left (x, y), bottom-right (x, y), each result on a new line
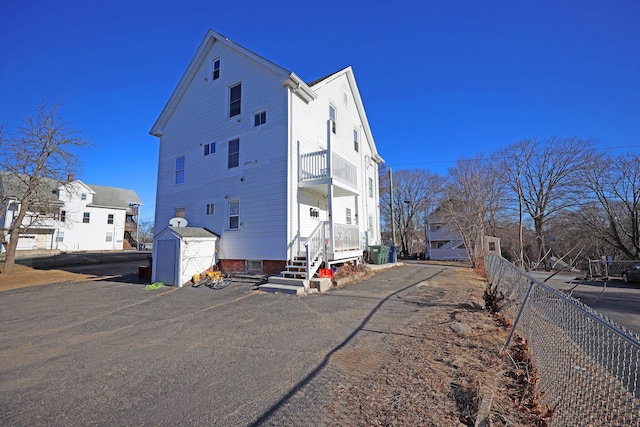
top-left (500, 137), bottom-right (593, 264)
top-left (497, 140), bottom-right (536, 268)
top-left (579, 152), bottom-right (640, 260)
top-left (379, 165), bottom-right (444, 256)
top-left (0, 102), bottom-right (89, 274)
top-left (442, 155), bottom-right (502, 267)
top-left (137, 219), bottom-right (155, 247)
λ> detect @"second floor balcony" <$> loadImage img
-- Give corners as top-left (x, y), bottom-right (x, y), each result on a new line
top-left (299, 150), bottom-right (358, 197)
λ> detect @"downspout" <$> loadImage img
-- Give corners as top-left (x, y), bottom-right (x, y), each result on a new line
top-left (288, 86), bottom-right (294, 261)
top-left (327, 119), bottom-right (334, 259)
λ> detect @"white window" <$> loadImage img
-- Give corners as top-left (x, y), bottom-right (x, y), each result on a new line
top-left (175, 156), bottom-right (185, 184)
top-left (175, 208), bottom-right (185, 218)
top-left (228, 200), bottom-right (240, 230)
top-left (254, 111), bottom-right (267, 127)
top-left (329, 104), bottom-right (337, 133)
top-left (368, 177), bottom-right (374, 198)
top-left (228, 138), bottom-right (239, 168)
top-left (368, 215), bottom-right (374, 234)
top-left (206, 203), bottom-right (215, 215)
top-left (107, 214), bottom-right (114, 224)
top-left (81, 193), bottom-right (87, 201)
top-left (346, 208), bottom-right (352, 225)
top-left (212, 57), bottom-right (220, 80)
top-left (353, 128), bottom-right (359, 152)
top-left (106, 232), bottom-right (113, 242)
top-left (204, 142), bottom-right (216, 156)
top-left (83, 212), bottom-right (90, 223)
top-left (60, 210), bottom-right (66, 222)
top-left (56, 231), bottom-right (64, 242)
top-left (229, 83), bottom-right (241, 117)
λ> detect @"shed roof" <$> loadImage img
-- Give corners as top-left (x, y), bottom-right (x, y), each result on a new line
top-left (168, 227), bottom-right (219, 239)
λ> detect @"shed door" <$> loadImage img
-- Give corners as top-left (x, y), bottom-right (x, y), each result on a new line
top-left (156, 239), bottom-right (177, 285)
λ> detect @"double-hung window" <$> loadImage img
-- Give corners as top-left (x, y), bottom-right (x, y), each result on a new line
top-left (353, 128), bottom-right (359, 152)
top-left (228, 138), bottom-right (239, 168)
top-left (329, 104), bottom-right (337, 133)
top-left (106, 232), bottom-right (113, 242)
top-left (175, 156), bottom-right (185, 184)
top-left (229, 83), bottom-right (242, 117)
top-left (368, 177), bottom-right (374, 198)
top-left (83, 212), bottom-right (90, 223)
top-left (228, 201), bottom-right (240, 230)
top-left (206, 203), bottom-right (215, 215)
top-left (346, 208), bottom-right (352, 225)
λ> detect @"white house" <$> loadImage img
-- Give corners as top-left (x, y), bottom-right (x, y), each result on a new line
top-left (150, 29), bottom-right (384, 281)
top-left (426, 207), bottom-right (501, 261)
top-left (0, 172), bottom-right (142, 253)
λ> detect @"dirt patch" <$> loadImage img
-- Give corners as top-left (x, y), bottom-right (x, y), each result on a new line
top-left (0, 263), bottom-right (93, 292)
top-left (326, 266), bottom-right (550, 426)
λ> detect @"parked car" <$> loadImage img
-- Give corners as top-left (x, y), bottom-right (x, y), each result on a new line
top-left (622, 262), bottom-right (640, 283)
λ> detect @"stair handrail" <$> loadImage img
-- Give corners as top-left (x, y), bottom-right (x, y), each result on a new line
top-left (303, 220), bottom-right (328, 280)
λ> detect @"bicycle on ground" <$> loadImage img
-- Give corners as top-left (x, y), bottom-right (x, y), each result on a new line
top-left (192, 271), bottom-right (232, 290)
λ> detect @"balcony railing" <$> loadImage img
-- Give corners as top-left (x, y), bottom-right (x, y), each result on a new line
top-left (299, 150), bottom-right (357, 188)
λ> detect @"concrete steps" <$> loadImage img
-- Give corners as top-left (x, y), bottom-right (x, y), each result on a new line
top-left (259, 276), bottom-right (309, 295)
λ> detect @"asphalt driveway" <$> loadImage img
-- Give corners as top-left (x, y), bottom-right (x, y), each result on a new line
top-left (1, 263), bottom-right (450, 426)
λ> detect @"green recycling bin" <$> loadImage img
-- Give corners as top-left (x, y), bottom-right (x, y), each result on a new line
top-left (369, 245), bottom-right (388, 265)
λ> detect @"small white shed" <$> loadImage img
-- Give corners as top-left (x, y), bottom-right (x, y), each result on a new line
top-left (152, 227), bottom-right (219, 287)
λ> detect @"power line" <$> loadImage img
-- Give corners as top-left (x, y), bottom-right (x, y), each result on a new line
top-left (384, 144), bottom-right (640, 168)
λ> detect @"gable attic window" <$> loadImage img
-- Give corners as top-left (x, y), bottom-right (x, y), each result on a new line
top-left (175, 156), bottom-right (185, 184)
top-left (206, 203), bottom-right (215, 215)
top-left (83, 212), bottom-right (90, 223)
top-left (107, 214), bottom-right (114, 224)
top-left (229, 83), bottom-right (242, 117)
top-left (353, 128), bottom-right (359, 152)
top-left (81, 193), bottom-right (87, 201)
top-left (204, 142), bottom-right (216, 156)
top-left (212, 57), bottom-right (220, 80)
top-left (329, 104), bottom-right (337, 133)
top-left (228, 138), bottom-right (240, 168)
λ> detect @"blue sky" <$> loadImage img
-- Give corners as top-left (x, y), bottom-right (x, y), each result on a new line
top-left (2, 1), bottom-right (639, 222)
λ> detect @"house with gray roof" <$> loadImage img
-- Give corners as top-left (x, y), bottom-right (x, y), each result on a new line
top-left (1, 172), bottom-right (142, 253)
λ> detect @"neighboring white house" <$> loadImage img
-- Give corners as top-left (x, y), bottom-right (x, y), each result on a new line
top-left (0, 172), bottom-right (142, 253)
top-left (150, 29), bottom-right (384, 280)
top-left (426, 208), bottom-right (501, 261)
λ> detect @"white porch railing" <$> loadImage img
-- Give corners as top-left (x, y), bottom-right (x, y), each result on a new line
top-left (334, 223), bottom-right (360, 252)
top-left (299, 150), bottom-right (357, 188)
top-left (303, 221), bottom-right (328, 280)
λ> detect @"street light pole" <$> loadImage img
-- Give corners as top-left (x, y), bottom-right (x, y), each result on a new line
top-left (389, 167), bottom-right (396, 248)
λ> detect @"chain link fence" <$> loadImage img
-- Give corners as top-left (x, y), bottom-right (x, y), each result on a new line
top-left (484, 254), bottom-right (640, 426)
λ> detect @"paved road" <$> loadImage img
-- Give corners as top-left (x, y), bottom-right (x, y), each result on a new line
top-left (0, 262), bottom-right (450, 426)
top-left (529, 271), bottom-right (640, 335)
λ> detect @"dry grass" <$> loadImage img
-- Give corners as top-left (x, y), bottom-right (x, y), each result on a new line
top-left (0, 263), bottom-right (92, 292)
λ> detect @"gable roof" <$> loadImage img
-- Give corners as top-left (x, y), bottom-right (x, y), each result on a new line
top-left (87, 184), bottom-right (142, 209)
top-left (0, 171), bottom-right (62, 205)
top-left (149, 29), bottom-right (383, 164)
top-left (150, 29), bottom-right (317, 137)
top-left (309, 66), bottom-right (384, 164)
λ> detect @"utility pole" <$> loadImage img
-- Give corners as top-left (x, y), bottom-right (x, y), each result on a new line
top-left (389, 167), bottom-right (396, 247)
